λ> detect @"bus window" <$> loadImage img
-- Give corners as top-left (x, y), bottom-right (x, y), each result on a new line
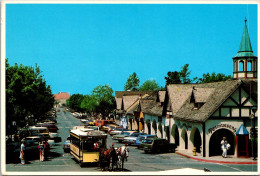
top-left (71, 136), bottom-right (80, 147)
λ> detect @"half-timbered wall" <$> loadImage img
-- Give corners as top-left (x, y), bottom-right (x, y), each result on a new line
top-left (211, 86), bottom-right (257, 119)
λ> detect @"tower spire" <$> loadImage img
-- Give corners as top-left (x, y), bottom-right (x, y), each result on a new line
top-left (235, 18), bottom-right (255, 57)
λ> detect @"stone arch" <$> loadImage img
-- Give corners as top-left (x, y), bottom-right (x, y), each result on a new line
top-left (209, 128), bottom-right (236, 156)
top-left (145, 119), bottom-right (151, 135)
top-left (181, 128), bottom-right (188, 149)
top-left (158, 122), bottom-right (163, 138)
top-left (152, 119), bottom-right (157, 135)
top-left (190, 127), bottom-right (202, 153)
top-left (239, 60), bottom-right (244, 71)
top-left (171, 124), bottom-right (179, 146)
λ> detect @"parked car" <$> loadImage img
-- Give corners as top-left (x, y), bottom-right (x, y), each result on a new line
top-left (36, 123), bottom-right (59, 133)
top-left (142, 138), bottom-right (176, 153)
top-left (109, 128), bottom-right (130, 136)
top-left (24, 136), bottom-right (55, 146)
top-left (112, 131), bottom-right (138, 142)
top-left (63, 136), bottom-right (71, 153)
top-left (123, 132), bottom-right (147, 145)
top-left (136, 135), bottom-right (157, 148)
top-left (108, 126), bottom-right (123, 135)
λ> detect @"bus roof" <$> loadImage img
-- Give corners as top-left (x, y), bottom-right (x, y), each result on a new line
top-left (70, 129), bottom-right (107, 137)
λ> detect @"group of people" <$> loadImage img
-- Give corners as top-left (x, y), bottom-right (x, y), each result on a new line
top-left (38, 140), bottom-right (50, 161)
top-left (19, 139), bottom-right (50, 164)
top-left (99, 143), bottom-right (129, 171)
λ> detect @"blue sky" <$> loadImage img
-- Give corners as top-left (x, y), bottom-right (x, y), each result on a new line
top-left (6, 4), bottom-right (258, 95)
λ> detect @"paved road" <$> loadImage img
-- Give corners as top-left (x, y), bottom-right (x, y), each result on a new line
top-left (5, 108), bottom-right (257, 173)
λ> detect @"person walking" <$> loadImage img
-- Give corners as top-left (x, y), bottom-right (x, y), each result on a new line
top-left (44, 140), bottom-right (50, 160)
top-left (38, 141), bottom-right (44, 161)
top-left (110, 143), bottom-right (117, 170)
top-left (20, 139), bottom-right (25, 165)
top-left (221, 137), bottom-right (230, 158)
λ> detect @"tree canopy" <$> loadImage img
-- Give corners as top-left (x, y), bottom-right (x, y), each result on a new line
top-left (165, 71), bottom-right (181, 85)
top-left (196, 72), bottom-right (232, 83)
top-left (6, 59), bottom-right (54, 130)
top-left (66, 94), bottom-right (85, 112)
top-left (139, 80), bottom-right (161, 91)
top-left (124, 72), bottom-right (140, 91)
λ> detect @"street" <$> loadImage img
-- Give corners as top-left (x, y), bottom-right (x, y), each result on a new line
top-left (5, 108), bottom-right (257, 173)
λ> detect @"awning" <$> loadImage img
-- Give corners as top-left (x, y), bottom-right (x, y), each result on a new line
top-left (236, 124), bottom-right (249, 135)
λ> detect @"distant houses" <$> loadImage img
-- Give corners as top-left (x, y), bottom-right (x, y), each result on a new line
top-left (115, 20), bottom-right (258, 158)
top-left (54, 92), bottom-right (70, 107)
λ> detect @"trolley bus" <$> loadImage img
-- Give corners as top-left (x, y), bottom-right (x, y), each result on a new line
top-left (70, 128), bottom-right (107, 166)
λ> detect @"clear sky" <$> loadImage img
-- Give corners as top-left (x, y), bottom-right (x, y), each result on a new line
top-left (6, 4), bottom-right (258, 95)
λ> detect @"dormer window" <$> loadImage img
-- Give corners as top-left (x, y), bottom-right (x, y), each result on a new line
top-left (194, 103), bottom-right (198, 109)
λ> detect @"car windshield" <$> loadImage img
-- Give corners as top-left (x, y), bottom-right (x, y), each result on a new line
top-left (137, 136), bottom-right (145, 140)
top-left (130, 133), bottom-right (139, 137)
top-left (121, 132), bottom-right (130, 135)
top-left (143, 139), bottom-right (153, 144)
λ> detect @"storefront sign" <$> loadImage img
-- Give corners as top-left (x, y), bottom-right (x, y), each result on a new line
top-left (208, 124), bottom-right (236, 134)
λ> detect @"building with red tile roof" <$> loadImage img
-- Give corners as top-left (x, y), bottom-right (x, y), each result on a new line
top-left (53, 92), bottom-right (70, 107)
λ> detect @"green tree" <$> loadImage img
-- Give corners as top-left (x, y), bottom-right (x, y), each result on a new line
top-left (139, 80), bottom-right (160, 91)
top-left (67, 94), bottom-right (85, 112)
top-left (6, 59), bottom-right (54, 130)
top-left (124, 72), bottom-right (140, 91)
top-left (165, 71), bottom-right (181, 85)
top-left (179, 64), bottom-right (192, 83)
top-left (92, 84), bottom-right (115, 118)
top-left (196, 72), bottom-right (232, 83)
top-left (80, 95), bottom-right (98, 113)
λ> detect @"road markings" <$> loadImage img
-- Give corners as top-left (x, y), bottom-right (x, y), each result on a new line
top-left (216, 163), bottom-right (243, 172)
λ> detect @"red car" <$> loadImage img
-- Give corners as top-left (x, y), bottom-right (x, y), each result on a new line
top-left (37, 123), bottom-right (59, 133)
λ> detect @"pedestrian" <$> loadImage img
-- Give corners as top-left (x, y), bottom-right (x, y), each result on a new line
top-left (44, 140), bottom-right (50, 160)
top-left (110, 143), bottom-right (117, 170)
top-left (38, 141), bottom-right (44, 161)
top-left (220, 137), bottom-right (230, 158)
top-left (20, 139), bottom-right (26, 165)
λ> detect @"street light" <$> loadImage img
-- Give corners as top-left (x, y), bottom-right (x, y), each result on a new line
top-left (251, 107), bottom-right (257, 160)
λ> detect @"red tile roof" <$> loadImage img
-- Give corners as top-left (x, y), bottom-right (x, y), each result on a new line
top-left (54, 92), bottom-right (70, 100)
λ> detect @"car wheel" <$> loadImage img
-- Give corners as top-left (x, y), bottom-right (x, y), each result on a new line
top-left (144, 150), bottom-right (148, 154)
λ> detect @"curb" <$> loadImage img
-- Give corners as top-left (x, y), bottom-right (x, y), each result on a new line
top-left (176, 151), bottom-right (258, 165)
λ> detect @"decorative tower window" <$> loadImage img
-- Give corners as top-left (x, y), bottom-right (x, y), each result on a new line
top-left (248, 61), bottom-right (252, 71)
top-left (239, 61), bottom-right (244, 71)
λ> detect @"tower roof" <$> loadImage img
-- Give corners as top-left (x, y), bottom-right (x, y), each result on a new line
top-left (235, 19), bottom-right (256, 57)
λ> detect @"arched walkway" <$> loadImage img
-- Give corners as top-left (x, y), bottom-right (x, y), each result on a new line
top-left (145, 119), bottom-right (151, 135)
top-left (190, 127), bottom-right (202, 153)
top-left (181, 128), bottom-right (188, 149)
top-left (209, 128), bottom-right (235, 156)
top-left (171, 124), bottom-right (179, 146)
top-left (152, 120), bottom-right (157, 135)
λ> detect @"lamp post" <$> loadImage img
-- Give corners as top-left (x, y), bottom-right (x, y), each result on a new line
top-left (251, 107), bottom-right (257, 160)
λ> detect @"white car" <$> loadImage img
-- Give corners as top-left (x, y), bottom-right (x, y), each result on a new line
top-left (123, 132), bottom-right (147, 145)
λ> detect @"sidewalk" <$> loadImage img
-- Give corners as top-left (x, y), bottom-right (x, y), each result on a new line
top-left (176, 149), bottom-right (258, 165)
